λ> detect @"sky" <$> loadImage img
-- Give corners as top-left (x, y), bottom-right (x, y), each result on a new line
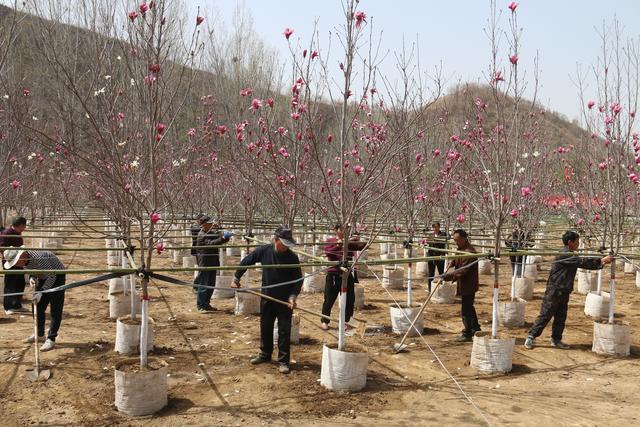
top-left (187, 0), bottom-right (639, 124)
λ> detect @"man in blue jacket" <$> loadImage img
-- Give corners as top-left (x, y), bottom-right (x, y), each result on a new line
top-left (232, 226), bottom-right (303, 374)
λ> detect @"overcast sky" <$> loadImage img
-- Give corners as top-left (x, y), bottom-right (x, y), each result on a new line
top-left (187, 0), bottom-right (639, 124)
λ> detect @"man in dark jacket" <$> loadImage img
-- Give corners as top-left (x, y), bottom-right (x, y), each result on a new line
top-left (232, 226), bottom-right (303, 374)
top-left (1, 216), bottom-right (27, 314)
top-left (190, 214), bottom-right (205, 292)
top-left (195, 216), bottom-right (231, 312)
top-left (426, 222), bottom-right (448, 292)
top-left (320, 224), bottom-right (366, 331)
top-left (442, 229), bottom-right (481, 342)
top-left (525, 230), bottom-right (612, 350)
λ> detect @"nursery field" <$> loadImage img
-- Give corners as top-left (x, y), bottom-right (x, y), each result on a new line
top-left (0, 231), bottom-right (638, 426)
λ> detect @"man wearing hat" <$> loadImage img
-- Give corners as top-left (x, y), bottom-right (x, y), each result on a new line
top-left (195, 216), bottom-right (232, 313)
top-left (231, 226), bottom-right (303, 374)
top-left (4, 248), bottom-right (66, 351)
top-left (1, 216), bottom-right (27, 314)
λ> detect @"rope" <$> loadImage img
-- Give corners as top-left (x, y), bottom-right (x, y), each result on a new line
top-left (368, 261), bottom-right (493, 426)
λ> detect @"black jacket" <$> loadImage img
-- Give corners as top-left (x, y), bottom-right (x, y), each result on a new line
top-left (426, 231), bottom-right (448, 256)
top-left (196, 228), bottom-right (229, 267)
top-left (190, 223), bottom-right (201, 256)
top-left (546, 246), bottom-right (603, 294)
top-left (234, 244), bottom-right (303, 302)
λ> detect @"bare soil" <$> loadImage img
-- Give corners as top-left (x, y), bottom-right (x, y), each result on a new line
top-left (1, 235), bottom-right (639, 426)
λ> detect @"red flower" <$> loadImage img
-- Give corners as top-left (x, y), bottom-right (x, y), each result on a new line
top-left (10, 180), bottom-right (20, 189)
top-left (196, 16), bottom-right (204, 26)
top-left (353, 165), bottom-right (364, 175)
top-left (139, 2), bottom-right (149, 15)
top-left (509, 54), bottom-right (519, 65)
top-left (22, 88), bottom-right (30, 97)
top-left (311, 50), bottom-right (319, 59)
top-left (148, 63), bottom-right (161, 74)
top-left (283, 27), bottom-right (294, 40)
top-left (156, 242), bottom-right (165, 254)
top-left (150, 212), bottom-right (161, 224)
top-left (354, 11), bottom-right (367, 29)
top-left (508, 2), bottom-right (518, 12)
top-left (156, 122), bottom-right (166, 134)
top-left (587, 100), bottom-right (595, 109)
top-left (128, 11), bottom-right (138, 21)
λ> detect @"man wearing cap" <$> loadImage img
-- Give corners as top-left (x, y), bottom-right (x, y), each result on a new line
top-left (1, 216), bottom-right (27, 314)
top-left (195, 216), bottom-right (232, 313)
top-left (231, 226), bottom-right (303, 374)
top-left (4, 248), bottom-right (65, 351)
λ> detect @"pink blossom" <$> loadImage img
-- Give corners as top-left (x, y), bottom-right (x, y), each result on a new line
top-left (493, 70), bottom-right (504, 82)
top-left (327, 168), bottom-right (334, 177)
top-left (415, 153), bottom-right (424, 163)
top-left (611, 103), bottom-right (622, 115)
top-left (250, 98), bottom-right (263, 110)
top-left (22, 88), bottom-right (30, 97)
top-left (631, 111), bottom-right (636, 118)
top-left (124, 183), bottom-right (132, 193)
top-left (278, 147), bottom-right (289, 158)
top-left (196, 15), bottom-right (204, 26)
top-left (187, 128), bottom-right (196, 137)
top-left (577, 218), bottom-right (585, 226)
top-left (239, 88), bottom-right (253, 97)
top-left (327, 134), bottom-right (333, 143)
top-left (456, 214), bottom-right (465, 223)
top-left (508, 2), bottom-right (518, 12)
top-left (148, 63), bottom-right (161, 74)
top-left (128, 11), bottom-right (138, 21)
top-left (509, 54), bottom-right (519, 65)
top-left (629, 173), bottom-right (639, 184)
top-left (144, 74), bottom-right (156, 86)
top-left (267, 98), bottom-right (274, 108)
top-left (354, 11), bottom-right (367, 29)
top-left (283, 27), bottom-right (294, 40)
top-left (291, 112), bottom-right (301, 120)
top-left (520, 186), bottom-right (531, 197)
top-left (598, 162), bottom-right (607, 170)
top-left (510, 209), bottom-right (519, 218)
top-left (277, 126), bottom-right (287, 136)
top-left (604, 116), bottom-right (614, 125)
top-left (95, 192), bottom-right (103, 199)
top-left (10, 180), bottom-right (20, 189)
top-left (353, 165), bottom-right (364, 175)
top-left (311, 50), bottom-right (319, 59)
top-left (635, 157), bottom-right (640, 165)
top-left (450, 135), bottom-right (459, 142)
top-left (217, 125), bottom-right (228, 135)
top-left (432, 149), bottom-right (441, 158)
top-left (156, 242), bottom-right (165, 254)
top-left (587, 100), bottom-right (595, 109)
top-left (150, 212), bottom-right (161, 224)
top-left (139, 3), bottom-right (149, 15)
top-left (156, 122), bottom-right (166, 134)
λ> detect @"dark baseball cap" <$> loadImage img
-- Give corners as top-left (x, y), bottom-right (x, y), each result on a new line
top-left (274, 226), bottom-right (296, 247)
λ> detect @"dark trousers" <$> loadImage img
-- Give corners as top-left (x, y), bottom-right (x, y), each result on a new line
top-left (529, 289), bottom-right (570, 342)
top-left (461, 293), bottom-right (481, 337)
top-left (321, 272), bottom-right (355, 325)
top-left (428, 260), bottom-right (445, 292)
top-left (4, 272), bottom-right (26, 310)
top-left (510, 256), bottom-right (524, 277)
top-left (259, 299), bottom-right (292, 365)
top-left (35, 276), bottom-right (65, 341)
top-left (196, 270), bottom-right (216, 309)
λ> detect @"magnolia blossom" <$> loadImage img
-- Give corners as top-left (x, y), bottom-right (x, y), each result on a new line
top-left (520, 186), bottom-right (531, 197)
top-left (196, 16), bottom-right (204, 26)
top-left (239, 88), bottom-right (253, 97)
top-left (156, 242), bottom-right (165, 254)
top-left (128, 11), bottom-right (138, 21)
top-left (587, 100), bottom-right (595, 109)
top-left (509, 54), bottom-right (519, 65)
top-left (415, 153), bottom-right (424, 163)
top-left (283, 27), bottom-right (294, 39)
top-left (250, 98), bottom-right (262, 110)
top-left (10, 180), bottom-right (20, 189)
top-left (456, 214), bottom-right (465, 223)
top-left (510, 209), bottom-right (519, 218)
top-left (277, 126), bottom-right (287, 136)
top-left (311, 50), bottom-right (319, 59)
top-left (156, 122), bottom-right (166, 134)
top-left (508, 2), bottom-right (518, 12)
top-left (353, 165), bottom-right (364, 175)
top-left (354, 11), bottom-right (367, 28)
top-left (150, 212), bottom-right (161, 224)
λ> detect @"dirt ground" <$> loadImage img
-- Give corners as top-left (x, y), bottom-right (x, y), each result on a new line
top-left (1, 232), bottom-right (639, 426)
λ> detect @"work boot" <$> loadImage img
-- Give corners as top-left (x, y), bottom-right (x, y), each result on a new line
top-left (319, 322), bottom-right (329, 331)
top-left (524, 336), bottom-right (535, 350)
top-left (551, 339), bottom-right (570, 349)
top-left (198, 305), bottom-right (216, 314)
top-left (23, 334), bottom-right (36, 344)
top-left (250, 355), bottom-right (270, 365)
top-left (40, 339), bottom-right (55, 351)
top-left (455, 334), bottom-right (473, 342)
top-left (278, 364), bottom-right (290, 374)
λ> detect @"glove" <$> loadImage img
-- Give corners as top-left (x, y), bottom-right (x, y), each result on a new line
top-left (32, 292), bottom-right (42, 304)
top-left (223, 231), bottom-right (233, 239)
top-left (29, 278), bottom-right (37, 288)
